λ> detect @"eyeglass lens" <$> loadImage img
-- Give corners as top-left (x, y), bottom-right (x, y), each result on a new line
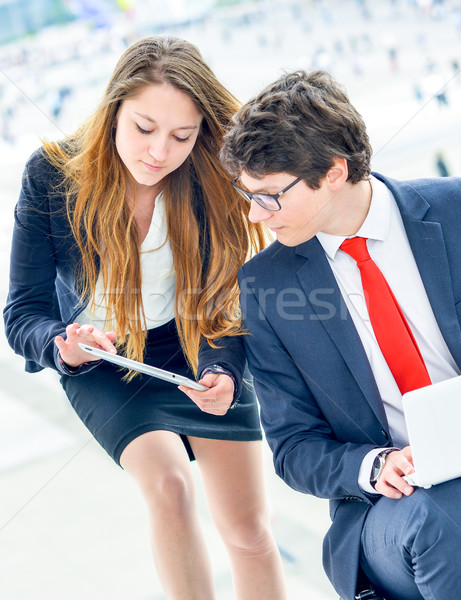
top-left (252, 194), bottom-right (280, 210)
top-left (234, 188), bottom-right (280, 211)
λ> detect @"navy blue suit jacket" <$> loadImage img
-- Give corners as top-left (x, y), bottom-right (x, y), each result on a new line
top-left (238, 173), bottom-right (461, 599)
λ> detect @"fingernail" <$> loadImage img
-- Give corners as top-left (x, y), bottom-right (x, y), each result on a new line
top-left (404, 486), bottom-right (412, 495)
top-left (394, 492), bottom-right (402, 499)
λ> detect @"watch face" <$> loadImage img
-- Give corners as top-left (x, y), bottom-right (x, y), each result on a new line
top-left (371, 450), bottom-right (393, 484)
top-left (371, 454), bottom-right (384, 483)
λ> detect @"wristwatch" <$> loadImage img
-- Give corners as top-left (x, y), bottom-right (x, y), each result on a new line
top-left (370, 449), bottom-right (395, 488)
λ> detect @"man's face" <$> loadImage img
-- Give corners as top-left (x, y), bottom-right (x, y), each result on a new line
top-left (239, 171), bottom-right (339, 247)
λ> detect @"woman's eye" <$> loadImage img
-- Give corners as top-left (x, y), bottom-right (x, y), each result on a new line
top-left (136, 124), bottom-right (151, 135)
top-left (174, 136), bottom-right (190, 143)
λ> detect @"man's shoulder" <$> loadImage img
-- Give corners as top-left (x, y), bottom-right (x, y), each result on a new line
top-left (241, 240), bottom-right (296, 276)
top-left (373, 171), bottom-right (461, 222)
top-left (374, 171), bottom-right (461, 200)
top-left (406, 175), bottom-right (461, 205)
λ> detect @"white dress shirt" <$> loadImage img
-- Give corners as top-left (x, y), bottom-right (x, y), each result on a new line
top-left (316, 176), bottom-right (459, 492)
top-left (79, 193), bottom-right (176, 332)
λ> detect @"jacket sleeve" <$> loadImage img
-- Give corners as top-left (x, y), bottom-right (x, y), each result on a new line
top-left (238, 266), bottom-right (377, 503)
top-left (192, 170), bottom-right (246, 399)
top-left (3, 150), bottom-right (94, 375)
top-left (197, 334), bottom-right (246, 399)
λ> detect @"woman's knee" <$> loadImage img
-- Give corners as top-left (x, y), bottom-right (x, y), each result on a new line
top-left (121, 431), bottom-right (196, 518)
top-left (140, 468), bottom-right (196, 518)
top-left (220, 513), bottom-right (275, 556)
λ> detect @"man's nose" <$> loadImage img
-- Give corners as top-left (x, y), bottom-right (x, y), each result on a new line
top-left (248, 199), bottom-right (272, 223)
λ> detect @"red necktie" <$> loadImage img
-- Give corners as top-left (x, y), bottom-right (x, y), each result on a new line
top-left (340, 237), bottom-right (431, 394)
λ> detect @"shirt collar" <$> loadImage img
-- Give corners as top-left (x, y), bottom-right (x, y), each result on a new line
top-left (316, 176), bottom-right (391, 260)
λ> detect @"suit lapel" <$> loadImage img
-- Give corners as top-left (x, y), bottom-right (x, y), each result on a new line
top-left (295, 240), bottom-right (388, 425)
top-left (391, 183), bottom-right (461, 368)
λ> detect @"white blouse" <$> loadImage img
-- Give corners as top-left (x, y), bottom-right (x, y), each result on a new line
top-left (78, 193), bottom-right (176, 332)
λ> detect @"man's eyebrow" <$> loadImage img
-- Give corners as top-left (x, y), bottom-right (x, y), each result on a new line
top-left (251, 187), bottom-right (273, 194)
top-left (241, 183), bottom-right (273, 194)
top-left (134, 112), bottom-right (199, 130)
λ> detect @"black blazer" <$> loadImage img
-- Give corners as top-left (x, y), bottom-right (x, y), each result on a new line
top-left (4, 147), bottom-right (247, 396)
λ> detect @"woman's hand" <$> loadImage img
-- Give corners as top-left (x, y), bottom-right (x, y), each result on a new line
top-left (55, 323), bottom-right (117, 368)
top-left (178, 372), bottom-right (235, 415)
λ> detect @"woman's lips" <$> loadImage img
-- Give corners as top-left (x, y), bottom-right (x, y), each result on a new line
top-left (141, 161), bottom-right (164, 172)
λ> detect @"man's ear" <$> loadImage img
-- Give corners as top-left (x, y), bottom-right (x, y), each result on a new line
top-left (326, 158), bottom-right (348, 190)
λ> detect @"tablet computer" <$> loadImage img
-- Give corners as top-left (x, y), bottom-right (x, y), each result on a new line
top-left (78, 343), bottom-right (208, 391)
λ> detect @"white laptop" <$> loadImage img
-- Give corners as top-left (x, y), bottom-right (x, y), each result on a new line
top-left (402, 374), bottom-right (461, 489)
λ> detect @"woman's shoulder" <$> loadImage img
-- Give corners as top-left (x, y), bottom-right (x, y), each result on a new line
top-left (24, 145), bottom-right (60, 181)
top-left (22, 144), bottom-right (71, 198)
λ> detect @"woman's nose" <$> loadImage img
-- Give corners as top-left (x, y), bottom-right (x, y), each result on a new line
top-left (148, 135), bottom-right (168, 162)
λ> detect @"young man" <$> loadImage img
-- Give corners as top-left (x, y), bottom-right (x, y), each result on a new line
top-left (220, 70), bottom-right (461, 600)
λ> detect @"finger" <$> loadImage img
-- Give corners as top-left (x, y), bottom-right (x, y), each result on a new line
top-left (90, 329), bottom-right (117, 352)
top-left (376, 477), bottom-right (414, 499)
top-left (177, 387), bottom-right (210, 408)
top-left (65, 322), bottom-right (80, 339)
top-left (382, 471), bottom-right (414, 496)
top-left (178, 385), bottom-right (200, 399)
top-left (76, 324), bottom-right (94, 335)
top-left (55, 335), bottom-right (66, 351)
top-left (198, 376), bottom-right (234, 401)
top-left (385, 451), bottom-right (414, 477)
top-left (178, 386), bottom-right (220, 411)
top-left (375, 479), bottom-right (404, 499)
top-left (376, 459), bottom-right (414, 497)
top-left (400, 446), bottom-right (415, 472)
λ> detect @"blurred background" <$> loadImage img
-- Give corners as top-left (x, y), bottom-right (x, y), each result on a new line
top-left (1, 0), bottom-right (460, 598)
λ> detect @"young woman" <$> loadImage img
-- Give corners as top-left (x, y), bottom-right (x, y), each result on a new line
top-left (4, 35), bottom-right (286, 599)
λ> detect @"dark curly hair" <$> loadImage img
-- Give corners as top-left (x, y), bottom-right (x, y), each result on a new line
top-left (220, 70), bottom-right (372, 190)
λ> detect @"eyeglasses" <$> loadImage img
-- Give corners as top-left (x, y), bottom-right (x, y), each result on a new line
top-left (231, 176), bottom-right (302, 211)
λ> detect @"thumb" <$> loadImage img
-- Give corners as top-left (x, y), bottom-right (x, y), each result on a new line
top-left (198, 372), bottom-right (218, 387)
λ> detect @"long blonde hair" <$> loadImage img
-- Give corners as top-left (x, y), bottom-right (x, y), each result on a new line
top-left (44, 35), bottom-right (265, 374)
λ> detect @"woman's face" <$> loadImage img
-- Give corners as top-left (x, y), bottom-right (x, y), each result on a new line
top-left (115, 82), bottom-right (203, 195)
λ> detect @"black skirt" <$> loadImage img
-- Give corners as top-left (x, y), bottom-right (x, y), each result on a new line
top-left (60, 320), bottom-right (262, 465)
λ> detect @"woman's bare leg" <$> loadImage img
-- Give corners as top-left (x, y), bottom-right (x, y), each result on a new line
top-left (120, 430), bottom-right (215, 600)
top-left (188, 437), bottom-right (287, 600)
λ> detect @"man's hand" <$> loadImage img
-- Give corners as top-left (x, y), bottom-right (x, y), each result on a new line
top-left (374, 446), bottom-right (416, 499)
top-left (178, 373), bottom-right (234, 415)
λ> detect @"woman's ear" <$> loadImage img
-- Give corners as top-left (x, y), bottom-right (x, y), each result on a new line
top-left (326, 157), bottom-right (348, 189)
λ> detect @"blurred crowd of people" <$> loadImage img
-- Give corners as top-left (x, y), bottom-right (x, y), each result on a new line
top-left (1, 0), bottom-right (460, 174)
